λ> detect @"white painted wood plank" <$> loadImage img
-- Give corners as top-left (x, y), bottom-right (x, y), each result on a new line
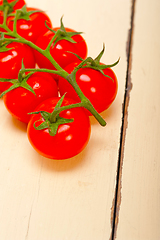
top-left (0, 0), bottom-right (131, 239)
top-left (116, 0), bottom-right (160, 239)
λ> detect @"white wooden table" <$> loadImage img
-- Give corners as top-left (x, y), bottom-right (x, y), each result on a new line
top-left (0, 0), bottom-right (160, 239)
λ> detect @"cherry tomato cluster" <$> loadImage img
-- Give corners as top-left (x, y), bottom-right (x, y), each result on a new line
top-left (0, 0), bottom-right (118, 160)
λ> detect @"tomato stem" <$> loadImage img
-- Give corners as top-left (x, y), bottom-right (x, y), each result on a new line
top-left (13, 8), bottom-right (21, 34)
top-left (19, 67), bottom-right (106, 126)
top-left (3, 6), bottom-right (9, 25)
top-left (50, 102), bottom-right (84, 123)
top-left (0, 6), bottom-right (11, 32)
top-left (45, 30), bottom-right (57, 51)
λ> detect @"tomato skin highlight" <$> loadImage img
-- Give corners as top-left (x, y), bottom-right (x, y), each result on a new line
top-left (58, 61), bottom-right (118, 114)
top-left (3, 72), bottom-right (58, 123)
top-left (34, 27), bottom-right (87, 69)
top-left (0, 42), bottom-right (36, 93)
top-left (7, 7), bottom-right (52, 43)
top-left (27, 97), bottom-right (91, 160)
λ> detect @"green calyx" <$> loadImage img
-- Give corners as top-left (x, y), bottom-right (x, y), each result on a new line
top-left (29, 95), bottom-right (74, 137)
top-left (8, 5), bottom-right (42, 21)
top-left (0, 32), bottom-right (14, 52)
top-left (0, 73), bottom-right (35, 98)
top-left (0, 60), bottom-right (35, 98)
top-left (31, 111), bottom-right (73, 137)
top-left (0, 0), bottom-right (18, 14)
top-left (45, 16), bottom-right (83, 46)
top-left (71, 44), bottom-right (120, 79)
top-left (0, 41), bottom-right (12, 52)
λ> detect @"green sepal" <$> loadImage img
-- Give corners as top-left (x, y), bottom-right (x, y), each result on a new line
top-left (21, 58), bottom-right (25, 69)
top-left (66, 51), bottom-right (84, 61)
top-left (0, 33), bottom-right (13, 52)
top-left (29, 110), bottom-right (74, 137)
top-left (29, 95), bottom-right (74, 137)
top-left (0, 70), bottom-right (36, 98)
top-left (48, 94), bottom-right (74, 136)
top-left (49, 93), bottom-right (66, 123)
top-left (0, 81), bottom-right (20, 98)
top-left (0, 0), bottom-right (19, 14)
top-left (28, 111), bottom-right (51, 120)
top-left (20, 78), bottom-right (36, 95)
top-left (48, 116), bottom-right (73, 136)
top-left (54, 93), bottom-right (65, 110)
top-left (8, 5), bottom-right (42, 21)
top-left (0, 77), bottom-right (17, 83)
top-left (30, 111), bottom-right (51, 131)
top-left (81, 58), bottom-right (120, 79)
top-left (32, 114), bottom-right (73, 137)
top-left (94, 43), bottom-right (105, 64)
top-left (46, 16), bottom-right (83, 47)
top-left (69, 45), bottom-right (120, 80)
top-left (0, 43), bottom-right (12, 52)
top-left (33, 120), bottom-right (49, 131)
top-left (18, 59), bottom-right (35, 82)
top-left (41, 111), bottom-right (51, 120)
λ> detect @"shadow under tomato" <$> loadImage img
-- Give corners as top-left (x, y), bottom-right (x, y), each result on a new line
top-left (30, 144), bottom-right (90, 172)
top-left (11, 117), bottom-right (27, 132)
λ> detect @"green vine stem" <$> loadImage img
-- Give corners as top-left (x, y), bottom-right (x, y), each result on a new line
top-left (0, 5), bottom-right (108, 126)
top-left (19, 68), bottom-right (107, 126)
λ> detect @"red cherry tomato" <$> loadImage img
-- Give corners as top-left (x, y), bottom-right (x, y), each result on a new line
top-left (7, 7), bottom-right (52, 43)
top-left (0, 0), bottom-right (26, 31)
top-left (58, 61), bottom-right (118, 114)
top-left (0, 42), bottom-right (36, 92)
top-left (3, 72), bottom-right (58, 123)
top-left (27, 97), bottom-right (91, 160)
top-left (34, 27), bottom-right (87, 69)
top-left (0, 0), bottom-right (25, 10)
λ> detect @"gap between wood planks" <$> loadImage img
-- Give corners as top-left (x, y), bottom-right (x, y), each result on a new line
top-left (110, 0), bottom-right (136, 239)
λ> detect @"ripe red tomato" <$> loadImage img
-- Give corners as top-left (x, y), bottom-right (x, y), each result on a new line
top-left (7, 7), bottom-right (52, 43)
top-left (34, 27), bottom-right (87, 70)
top-left (27, 97), bottom-right (91, 159)
top-left (3, 72), bottom-right (58, 123)
top-left (58, 61), bottom-right (118, 114)
top-left (0, 0), bottom-right (26, 31)
top-left (0, 42), bottom-right (36, 92)
top-left (0, 0), bottom-right (25, 10)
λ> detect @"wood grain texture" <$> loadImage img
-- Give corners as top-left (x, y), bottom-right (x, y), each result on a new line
top-left (115, 0), bottom-right (160, 239)
top-left (0, 0), bottom-right (132, 239)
